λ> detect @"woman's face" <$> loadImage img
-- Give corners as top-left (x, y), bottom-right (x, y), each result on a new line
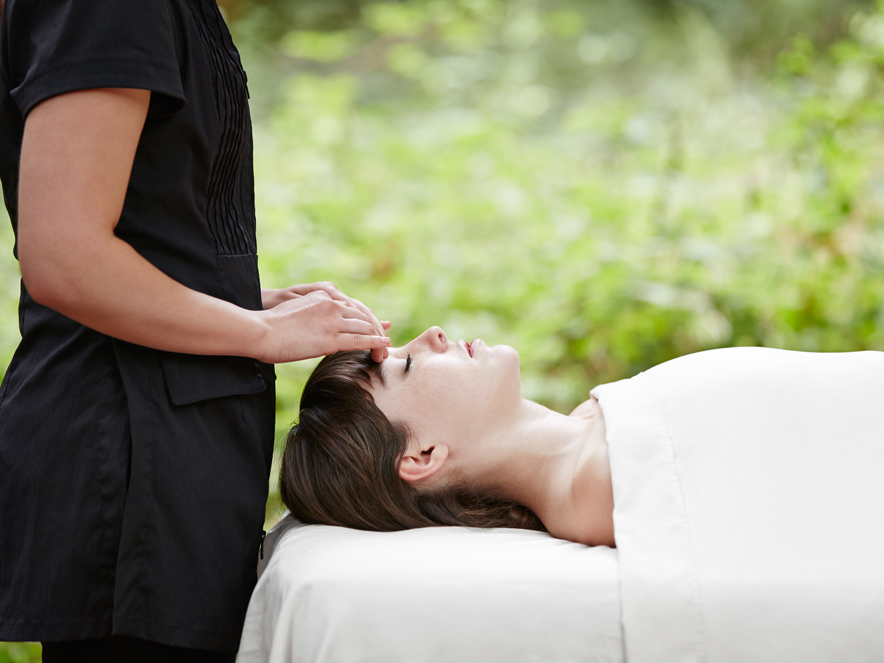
top-left (369, 326), bottom-right (521, 446)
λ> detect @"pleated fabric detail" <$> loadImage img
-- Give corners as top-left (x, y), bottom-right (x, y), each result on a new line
top-left (191, 0), bottom-right (254, 257)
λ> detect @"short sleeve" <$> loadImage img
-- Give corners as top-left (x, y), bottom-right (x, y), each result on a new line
top-left (5, 0), bottom-right (186, 117)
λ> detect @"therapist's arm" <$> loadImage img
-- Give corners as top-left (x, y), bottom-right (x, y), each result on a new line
top-left (17, 88), bottom-right (390, 363)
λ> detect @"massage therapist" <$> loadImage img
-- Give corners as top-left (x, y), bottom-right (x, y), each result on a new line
top-left (0, 1), bottom-right (389, 661)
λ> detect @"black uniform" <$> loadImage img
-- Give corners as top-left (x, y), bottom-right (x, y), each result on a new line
top-left (0, 0), bottom-right (275, 653)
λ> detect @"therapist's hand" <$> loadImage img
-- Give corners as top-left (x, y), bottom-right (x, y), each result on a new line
top-left (258, 284), bottom-right (391, 363)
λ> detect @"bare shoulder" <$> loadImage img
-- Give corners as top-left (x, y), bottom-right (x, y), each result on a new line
top-left (569, 395), bottom-right (600, 419)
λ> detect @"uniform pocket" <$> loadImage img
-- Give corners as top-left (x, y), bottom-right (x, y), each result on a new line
top-left (159, 253), bottom-right (267, 405)
top-left (160, 353), bottom-right (267, 406)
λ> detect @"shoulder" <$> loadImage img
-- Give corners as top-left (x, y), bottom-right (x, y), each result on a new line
top-left (568, 395), bottom-right (601, 419)
top-left (4, 0), bottom-right (182, 38)
top-left (4, 0), bottom-right (187, 117)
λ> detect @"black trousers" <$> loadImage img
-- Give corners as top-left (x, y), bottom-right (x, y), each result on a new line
top-left (41, 637), bottom-right (236, 663)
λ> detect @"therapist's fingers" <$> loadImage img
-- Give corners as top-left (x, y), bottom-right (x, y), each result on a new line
top-left (345, 297), bottom-right (387, 338)
top-left (293, 281), bottom-right (349, 302)
top-left (370, 322), bottom-right (392, 361)
top-left (294, 283), bottom-right (388, 339)
top-left (339, 318), bottom-right (381, 335)
top-left (336, 302), bottom-right (391, 355)
top-left (287, 284), bottom-right (390, 359)
top-left (338, 333), bottom-right (394, 353)
top-left (259, 290), bottom-right (393, 363)
top-left (261, 287), bottom-right (304, 310)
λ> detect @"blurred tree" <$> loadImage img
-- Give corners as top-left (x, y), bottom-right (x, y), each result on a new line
top-left (220, 0), bottom-right (875, 53)
top-left (1, 0), bottom-right (882, 537)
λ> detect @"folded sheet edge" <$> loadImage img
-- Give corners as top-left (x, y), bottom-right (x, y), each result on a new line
top-left (593, 375), bottom-right (706, 663)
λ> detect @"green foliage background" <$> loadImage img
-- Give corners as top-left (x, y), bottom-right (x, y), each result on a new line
top-left (2, 0), bottom-right (883, 655)
top-left (237, 0), bottom-right (884, 522)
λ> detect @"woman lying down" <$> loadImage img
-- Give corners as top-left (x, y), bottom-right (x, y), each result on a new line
top-left (278, 326), bottom-right (884, 662)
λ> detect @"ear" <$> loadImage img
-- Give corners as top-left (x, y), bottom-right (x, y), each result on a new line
top-left (398, 442), bottom-right (450, 485)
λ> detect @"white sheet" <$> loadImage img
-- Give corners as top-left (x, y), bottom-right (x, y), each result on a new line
top-left (238, 518), bottom-right (622, 663)
top-left (593, 348), bottom-right (884, 663)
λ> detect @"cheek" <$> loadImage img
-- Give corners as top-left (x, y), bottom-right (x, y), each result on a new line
top-left (406, 381), bottom-right (463, 424)
top-left (373, 384), bottom-right (447, 431)
top-left (386, 380), bottom-right (475, 438)
top-left (435, 352), bottom-right (519, 414)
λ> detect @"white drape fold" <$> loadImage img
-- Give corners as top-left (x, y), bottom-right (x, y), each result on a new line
top-left (594, 348), bottom-right (884, 663)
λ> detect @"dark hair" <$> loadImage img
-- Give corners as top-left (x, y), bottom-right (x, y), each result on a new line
top-left (279, 350), bottom-right (545, 532)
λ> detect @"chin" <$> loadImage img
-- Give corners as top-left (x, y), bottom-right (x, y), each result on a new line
top-left (483, 342), bottom-right (518, 366)
top-left (489, 343), bottom-right (518, 359)
top-left (500, 344), bottom-right (520, 367)
top-left (493, 345), bottom-right (521, 392)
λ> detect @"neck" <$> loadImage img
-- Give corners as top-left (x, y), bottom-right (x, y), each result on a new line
top-left (462, 398), bottom-right (614, 546)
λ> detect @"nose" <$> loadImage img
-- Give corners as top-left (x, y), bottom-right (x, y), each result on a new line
top-left (413, 326), bottom-right (448, 354)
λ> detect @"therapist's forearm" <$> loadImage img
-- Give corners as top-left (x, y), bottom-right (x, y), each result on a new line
top-left (21, 230), bottom-right (270, 358)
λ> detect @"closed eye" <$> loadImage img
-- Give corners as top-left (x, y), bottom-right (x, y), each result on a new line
top-left (404, 354), bottom-right (412, 374)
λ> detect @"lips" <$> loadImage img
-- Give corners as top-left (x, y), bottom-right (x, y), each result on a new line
top-left (459, 339), bottom-right (473, 357)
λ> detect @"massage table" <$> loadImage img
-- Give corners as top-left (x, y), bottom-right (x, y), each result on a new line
top-left (239, 348), bottom-right (884, 662)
